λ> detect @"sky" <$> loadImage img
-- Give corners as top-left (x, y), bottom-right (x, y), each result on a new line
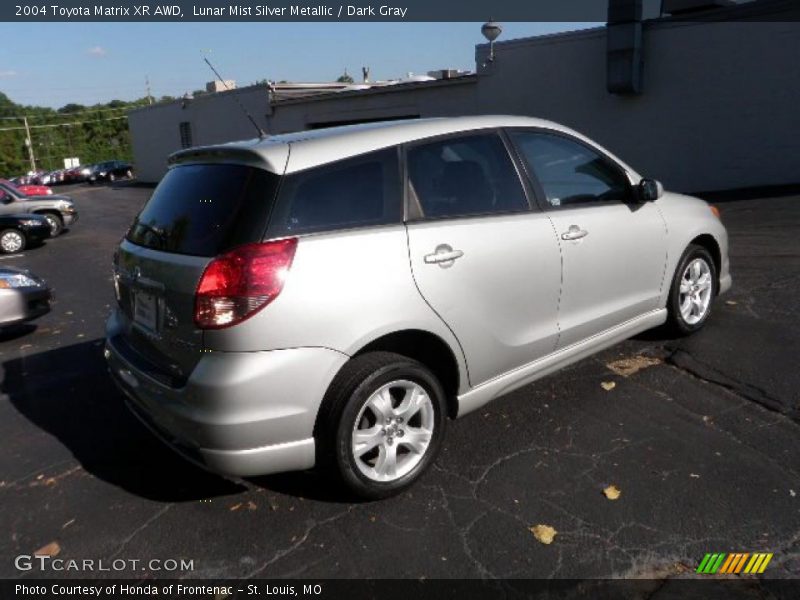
top-left (0, 22), bottom-right (598, 109)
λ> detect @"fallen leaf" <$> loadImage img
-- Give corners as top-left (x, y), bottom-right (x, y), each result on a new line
top-left (725, 300), bottom-right (738, 306)
top-left (229, 502), bottom-right (242, 511)
top-left (606, 356), bottom-right (662, 377)
top-left (34, 541), bottom-right (61, 557)
top-left (790, 489), bottom-right (796, 498)
top-left (601, 381), bottom-right (616, 391)
top-left (603, 485), bottom-right (622, 500)
top-left (690, 473), bottom-right (701, 479)
top-left (369, 516), bottom-right (376, 522)
top-left (529, 524), bottom-right (557, 545)
top-left (62, 519), bottom-right (76, 529)
top-left (246, 501), bottom-right (257, 511)
top-left (702, 415), bottom-right (713, 425)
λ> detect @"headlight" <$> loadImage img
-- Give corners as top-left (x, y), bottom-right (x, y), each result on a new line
top-left (99, 172), bottom-right (107, 177)
top-left (59, 201), bottom-right (75, 213)
top-left (19, 219), bottom-right (44, 226)
top-left (0, 273), bottom-right (41, 289)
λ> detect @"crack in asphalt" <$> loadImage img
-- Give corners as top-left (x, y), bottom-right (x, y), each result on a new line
top-left (665, 347), bottom-right (796, 420)
top-left (107, 504), bottom-right (173, 561)
top-left (244, 506), bottom-right (356, 579)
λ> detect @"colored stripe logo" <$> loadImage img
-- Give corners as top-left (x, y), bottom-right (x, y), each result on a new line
top-left (697, 552), bottom-right (773, 574)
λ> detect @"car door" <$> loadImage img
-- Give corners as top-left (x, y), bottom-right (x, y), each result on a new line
top-left (404, 131), bottom-right (562, 387)
top-left (508, 129), bottom-right (668, 349)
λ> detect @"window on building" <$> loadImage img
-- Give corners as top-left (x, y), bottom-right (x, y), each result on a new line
top-left (179, 122), bottom-right (193, 149)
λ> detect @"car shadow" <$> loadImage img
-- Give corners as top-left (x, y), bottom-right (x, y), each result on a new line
top-left (249, 471), bottom-right (366, 504)
top-left (0, 323), bottom-right (38, 341)
top-left (2, 338), bottom-right (246, 502)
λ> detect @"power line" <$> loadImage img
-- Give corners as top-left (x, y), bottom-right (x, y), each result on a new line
top-left (0, 105), bottom-right (142, 121)
top-left (0, 115), bottom-right (128, 132)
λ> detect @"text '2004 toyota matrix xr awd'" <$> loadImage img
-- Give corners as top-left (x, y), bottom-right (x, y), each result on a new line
top-left (106, 116), bottom-right (731, 498)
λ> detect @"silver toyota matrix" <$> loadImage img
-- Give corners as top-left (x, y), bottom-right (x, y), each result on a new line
top-left (106, 116), bottom-right (731, 498)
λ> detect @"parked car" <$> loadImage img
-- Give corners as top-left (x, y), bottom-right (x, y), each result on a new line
top-left (105, 116), bottom-right (731, 499)
top-left (0, 178), bottom-right (53, 197)
top-left (63, 165), bottom-right (92, 183)
top-left (0, 181), bottom-right (78, 237)
top-left (0, 267), bottom-right (51, 327)
top-left (88, 160), bottom-right (134, 183)
top-left (0, 214), bottom-right (51, 253)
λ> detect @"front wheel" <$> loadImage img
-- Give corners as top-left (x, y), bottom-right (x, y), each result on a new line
top-left (318, 352), bottom-right (447, 500)
top-left (666, 244), bottom-right (718, 335)
top-left (42, 213), bottom-right (63, 237)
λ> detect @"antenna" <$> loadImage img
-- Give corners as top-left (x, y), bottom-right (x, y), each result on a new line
top-left (202, 51), bottom-right (267, 139)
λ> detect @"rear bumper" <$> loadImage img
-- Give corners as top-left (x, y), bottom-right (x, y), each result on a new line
top-left (105, 317), bottom-right (348, 477)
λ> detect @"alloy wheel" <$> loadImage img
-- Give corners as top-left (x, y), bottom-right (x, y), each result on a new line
top-left (679, 258), bottom-right (713, 325)
top-left (351, 380), bottom-right (435, 483)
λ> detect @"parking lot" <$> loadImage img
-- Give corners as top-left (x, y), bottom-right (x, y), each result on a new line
top-left (1, 183), bottom-right (798, 579)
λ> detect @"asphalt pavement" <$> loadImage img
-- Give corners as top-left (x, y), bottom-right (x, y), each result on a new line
top-left (0, 183), bottom-right (798, 580)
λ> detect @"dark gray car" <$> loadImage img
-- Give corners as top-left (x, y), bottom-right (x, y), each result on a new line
top-left (0, 182), bottom-right (78, 237)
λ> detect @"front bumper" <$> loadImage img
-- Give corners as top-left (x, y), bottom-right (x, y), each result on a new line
top-left (63, 212), bottom-right (78, 226)
top-left (21, 224), bottom-right (51, 243)
top-left (0, 286), bottom-right (51, 326)
top-left (104, 320), bottom-right (348, 477)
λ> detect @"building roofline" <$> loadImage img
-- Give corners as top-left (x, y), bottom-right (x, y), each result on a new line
top-left (270, 74), bottom-right (477, 107)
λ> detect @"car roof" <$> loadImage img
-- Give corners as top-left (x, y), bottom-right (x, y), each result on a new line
top-left (169, 116), bottom-right (564, 173)
top-left (169, 115), bottom-right (640, 178)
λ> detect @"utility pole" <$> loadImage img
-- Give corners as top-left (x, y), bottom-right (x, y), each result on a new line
top-left (146, 75), bottom-right (153, 105)
top-left (22, 117), bottom-right (36, 172)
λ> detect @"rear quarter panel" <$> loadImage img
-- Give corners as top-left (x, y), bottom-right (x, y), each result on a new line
top-left (202, 225), bottom-right (470, 392)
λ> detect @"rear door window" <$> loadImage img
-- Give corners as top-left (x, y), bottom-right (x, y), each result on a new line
top-left (406, 133), bottom-right (529, 219)
top-left (127, 164), bottom-right (279, 256)
top-left (267, 148), bottom-right (401, 236)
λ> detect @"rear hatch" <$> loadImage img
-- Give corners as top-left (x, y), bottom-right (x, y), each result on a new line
top-left (113, 162), bottom-right (281, 385)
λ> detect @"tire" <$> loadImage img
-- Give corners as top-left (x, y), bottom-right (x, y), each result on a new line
top-left (666, 244), bottom-right (718, 335)
top-left (317, 351), bottom-right (447, 500)
top-left (0, 229), bottom-right (26, 254)
top-left (108, 173), bottom-right (116, 182)
top-left (41, 213), bottom-right (63, 237)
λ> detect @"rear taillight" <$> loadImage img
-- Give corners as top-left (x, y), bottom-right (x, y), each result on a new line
top-left (194, 238), bottom-right (297, 329)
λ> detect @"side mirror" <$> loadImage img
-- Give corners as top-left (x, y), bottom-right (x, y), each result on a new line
top-left (638, 178), bottom-right (663, 202)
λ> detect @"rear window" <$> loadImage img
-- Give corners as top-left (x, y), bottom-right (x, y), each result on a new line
top-left (127, 164), bottom-right (279, 256)
top-left (266, 148), bottom-right (401, 236)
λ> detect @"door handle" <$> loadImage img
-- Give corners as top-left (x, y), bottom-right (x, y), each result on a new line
top-left (424, 244), bottom-right (464, 267)
top-left (561, 225), bottom-right (589, 241)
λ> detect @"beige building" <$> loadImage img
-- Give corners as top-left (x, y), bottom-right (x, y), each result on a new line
top-left (128, 0), bottom-right (800, 192)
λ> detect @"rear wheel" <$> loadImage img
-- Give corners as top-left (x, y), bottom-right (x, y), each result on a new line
top-left (0, 229), bottom-right (26, 254)
top-left (41, 213), bottom-right (63, 237)
top-left (318, 352), bottom-right (446, 499)
top-left (666, 244), bottom-right (717, 335)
